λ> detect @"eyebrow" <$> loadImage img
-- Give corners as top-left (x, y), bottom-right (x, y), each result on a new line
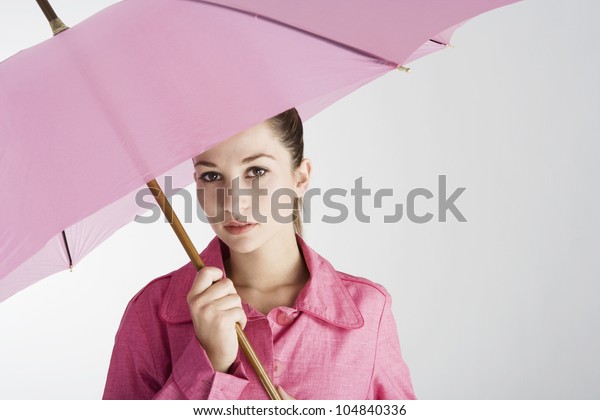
top-left (194, 153), bottom-right (276, 168)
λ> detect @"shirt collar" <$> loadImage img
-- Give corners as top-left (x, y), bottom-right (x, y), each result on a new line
top-left (160, 233), bottom-right (364, 329)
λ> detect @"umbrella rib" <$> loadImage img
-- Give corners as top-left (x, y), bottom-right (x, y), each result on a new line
top-left (192, 0), bottom-right (400, 67)
top-left (429, 38), bottom-right (447, 46)
top-left (61, 230), bottom-right (73, 270)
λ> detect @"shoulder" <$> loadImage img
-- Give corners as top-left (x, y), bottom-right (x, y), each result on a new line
top-left (298, 234), bottom-right (391, 301)
top-left (336, 269), bottom-right (392, 310)
top-left (298, 235), bottom-right (393, 326)
top-left (122, 261), bottom-right (194, 324)
top-left (336, 269), bottom-right (391, 298)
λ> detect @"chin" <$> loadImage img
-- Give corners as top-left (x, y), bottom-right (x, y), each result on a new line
top-left (215, 225), bottom-right (264, 254)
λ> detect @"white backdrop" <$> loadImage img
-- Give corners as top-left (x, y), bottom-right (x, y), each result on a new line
top-left (1, 0), bottom-right (598, 399)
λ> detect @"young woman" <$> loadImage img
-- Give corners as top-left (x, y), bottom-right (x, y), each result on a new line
top-left (103, 109), bottom-right (416, 400)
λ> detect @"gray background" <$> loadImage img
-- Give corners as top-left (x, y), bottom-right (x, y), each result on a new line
top-left (0, 0), bottom-right (598, 399)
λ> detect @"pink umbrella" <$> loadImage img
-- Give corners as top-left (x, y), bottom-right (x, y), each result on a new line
top-left (0, 0), bottom-right (520, 399)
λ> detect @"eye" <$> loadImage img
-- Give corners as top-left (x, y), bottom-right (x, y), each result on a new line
top-left (197, 171), bottom-right (222, 183)
top-left (247, 167), bottom-right (268, 178)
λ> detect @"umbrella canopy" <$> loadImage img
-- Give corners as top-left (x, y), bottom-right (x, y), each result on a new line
top-left (0, 0), bottom-right (519, 302)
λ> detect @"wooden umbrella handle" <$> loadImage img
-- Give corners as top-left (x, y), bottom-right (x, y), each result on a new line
top-left (147, 179), bottom-right (282, 400)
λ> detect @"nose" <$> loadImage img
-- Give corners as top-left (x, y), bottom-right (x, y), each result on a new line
top-left (222, 176), bottom-right (251, 220)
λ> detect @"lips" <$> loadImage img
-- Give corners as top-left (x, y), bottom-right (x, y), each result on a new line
top-left (223, 221), bottom-right (257, 235)
top-left (224, 220), bottom-right (256, 227)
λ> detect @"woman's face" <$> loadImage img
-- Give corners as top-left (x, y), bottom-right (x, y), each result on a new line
top-left (193, 120), bottom-right (310, 254)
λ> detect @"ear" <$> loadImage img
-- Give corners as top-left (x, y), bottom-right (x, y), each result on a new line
top-left (294, 158), bottom-right (311, 198)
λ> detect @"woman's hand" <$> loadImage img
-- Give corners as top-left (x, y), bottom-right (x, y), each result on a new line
top-left (277, 385), bottom-right (297, 400)
top-left (187, 266), bottom-right (247, 373)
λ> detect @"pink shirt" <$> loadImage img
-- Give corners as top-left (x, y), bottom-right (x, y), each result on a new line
top-left (103, 233), bottom-right (416, 400)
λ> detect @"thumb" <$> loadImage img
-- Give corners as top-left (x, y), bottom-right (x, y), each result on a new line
top-left (277, 385), bottom-right (296, 400)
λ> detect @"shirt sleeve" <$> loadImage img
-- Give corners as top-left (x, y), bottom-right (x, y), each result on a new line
top-left (367, 290), bottom-right (417, 400)
top-left (102, 299), bottom-right (250, 400)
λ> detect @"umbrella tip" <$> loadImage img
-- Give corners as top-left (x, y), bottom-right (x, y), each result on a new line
top-left (50, 17), bottom-right (69, 36)
top-left (397, 65), bottom-right (411, 73)
top-left (69, 264), bottom-right (73, 272)
top-left (35, 0), bottom-right (69, 35)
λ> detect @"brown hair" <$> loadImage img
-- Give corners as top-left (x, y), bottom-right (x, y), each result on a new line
top-left (265, 108), bottom-right (305, 237)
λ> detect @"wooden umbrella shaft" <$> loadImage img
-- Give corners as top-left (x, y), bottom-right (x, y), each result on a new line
top-left (35, 0), bottom-right (58, 21)
top-left (147, 179), bottom-right (282, 400)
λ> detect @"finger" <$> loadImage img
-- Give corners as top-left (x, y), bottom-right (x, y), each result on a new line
top-left (222, 306), bottom-right (247, 330)
top-left (194, 277), bottom-right (237, 304)
top-left (204, 293), bottom-right (243, 313)
top-left (187, 266), bottom-right (223, 299)
top-left (277, 385), bottom-right (296, 400)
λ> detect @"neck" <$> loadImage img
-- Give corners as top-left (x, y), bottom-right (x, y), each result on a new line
top-left (224, 228), bottom-right (308, 292)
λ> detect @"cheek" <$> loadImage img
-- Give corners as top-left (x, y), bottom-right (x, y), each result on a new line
top-left (196, 186), bottom-right (221, 209)
top-left (196, 186), bottom-right (207, 207)
top-left (196, 187), bottom-right (204, 206)
top-left (259, 179), bottom-right (296, 220)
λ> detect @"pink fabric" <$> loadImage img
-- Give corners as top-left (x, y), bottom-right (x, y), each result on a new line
top-left (103, 234), bottom-right (416, 400)
top-left (202, 0), bottom-right (519, 65)
top-left (0, 0), bottom-right (521, 303)
top-left (0, 0), bottom-right (392, 300)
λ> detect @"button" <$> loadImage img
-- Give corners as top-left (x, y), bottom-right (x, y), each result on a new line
top-left (276, 310), bottom-right (294, 326)
top-left (273, 359), bottom-right (285, 378)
